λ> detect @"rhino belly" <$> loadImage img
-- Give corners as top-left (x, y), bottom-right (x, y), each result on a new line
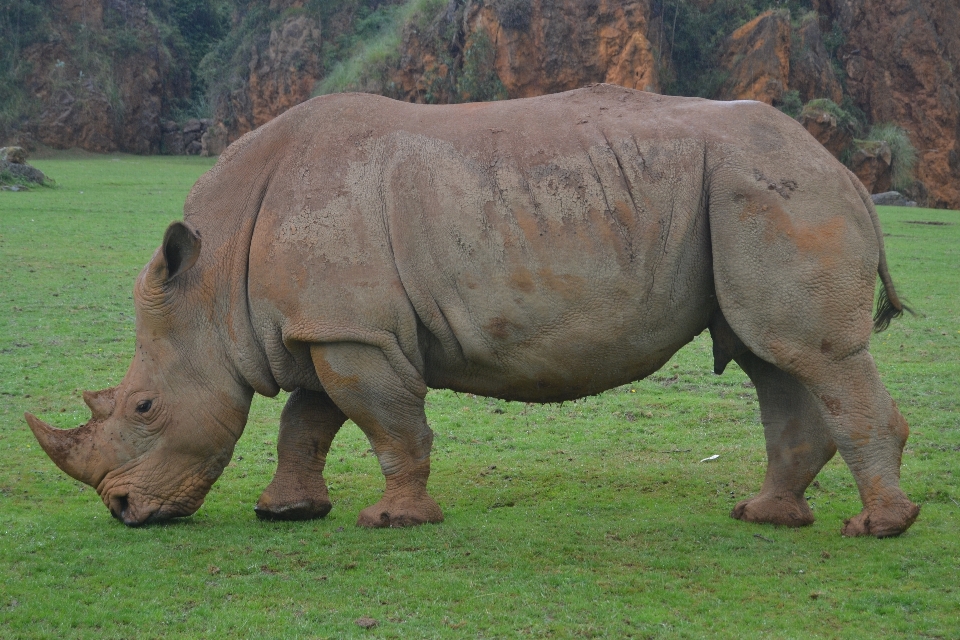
top-left (420, 269), bottom-right (716, 403)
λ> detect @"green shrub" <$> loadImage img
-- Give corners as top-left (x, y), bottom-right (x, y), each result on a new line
top-left (778, 89), bottom-right (803, 118)
top-left (800, 98), bottom-right (858, 132)
top-left (313, 7), bottom-right (406, 95)
top-left (313, 0), bottom-right (452, 98)
top-left (198, 4), bottom-right (274, 126)
top-left (456, 28), bottom-right (508, 103)
top-left (160, 0), bottom-right (231, 112)
top-left (867, 123), bottom-right (918, 191)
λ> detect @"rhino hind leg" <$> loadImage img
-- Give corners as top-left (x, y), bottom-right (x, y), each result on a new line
top-left (311, 342), bottom-right (443, 528)
top-left (731, 350), bottom-right (837, 527)
top-left (255, 388), bottom-right (346, 521)
top-left (718, 317), bottom-right (919, 537)
top-left (804, 352), bottom-right (920, 538)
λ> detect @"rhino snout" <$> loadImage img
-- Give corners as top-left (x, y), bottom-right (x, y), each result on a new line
top-left (107, 493), bottom-right (159, 527)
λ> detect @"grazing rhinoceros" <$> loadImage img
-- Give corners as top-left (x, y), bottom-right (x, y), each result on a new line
top-left (26, 84), bottom-right (919, 537)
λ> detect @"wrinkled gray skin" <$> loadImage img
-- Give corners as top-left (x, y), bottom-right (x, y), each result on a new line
top-left (27, 85), bottom-right (919, 536)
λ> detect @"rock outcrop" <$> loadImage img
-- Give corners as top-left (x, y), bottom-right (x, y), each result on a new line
top-left (161, 119), bottom-right (216, 155)
top-left (797, 103), bottom-right (853, 159)
top-left (850, 139), bottom-right (893, 194)
top-left (0, 146), bottom-right (50, 189)
top-left (201, 123), bottom-right (229, 157)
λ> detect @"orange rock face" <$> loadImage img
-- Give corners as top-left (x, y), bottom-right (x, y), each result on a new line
top-left (5, 0), bottom-right (958, 208)
top-left (717, 11), bottom-right (791, 104)
top-left (820, 0), bottom-right (960, 209)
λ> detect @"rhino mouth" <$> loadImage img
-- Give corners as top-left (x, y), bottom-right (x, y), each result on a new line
top-left (105, 490), bottom-right (203, 527)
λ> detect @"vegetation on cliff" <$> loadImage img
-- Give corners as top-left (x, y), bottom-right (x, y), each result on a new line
top-left (654, 0), bottom-right (809, 97)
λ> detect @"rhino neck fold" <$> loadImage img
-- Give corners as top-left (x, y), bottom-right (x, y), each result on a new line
top-left (184, 158), bottom-right (281, 399)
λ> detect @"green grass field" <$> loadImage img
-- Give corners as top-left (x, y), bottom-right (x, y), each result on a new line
top-left (1, 154), bottom-right (958, 638)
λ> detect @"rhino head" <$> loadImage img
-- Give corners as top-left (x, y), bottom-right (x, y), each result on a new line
top-left (25, 222), bottom-right (254, 526)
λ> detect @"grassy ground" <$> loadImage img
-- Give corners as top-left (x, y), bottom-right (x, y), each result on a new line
top-left (1, 154), bottom-right (958, 638)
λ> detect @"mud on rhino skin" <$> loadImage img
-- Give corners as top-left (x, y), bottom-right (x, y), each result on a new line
top-left (26, 85), bottom-right (919, 537)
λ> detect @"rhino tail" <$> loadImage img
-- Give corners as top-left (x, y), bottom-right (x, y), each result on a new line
top-left (847, 168), bottom-right (912, 332)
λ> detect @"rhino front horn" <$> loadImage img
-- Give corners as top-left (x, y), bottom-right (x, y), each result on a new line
top-left (25, 413), bottom-right (106, 487)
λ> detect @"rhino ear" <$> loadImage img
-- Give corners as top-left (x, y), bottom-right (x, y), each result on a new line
top-left (161, 222), bottom-right (201, 280)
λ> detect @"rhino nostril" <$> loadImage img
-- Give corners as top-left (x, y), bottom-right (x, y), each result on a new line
top-left (109, 494), bottom-right (129, 521)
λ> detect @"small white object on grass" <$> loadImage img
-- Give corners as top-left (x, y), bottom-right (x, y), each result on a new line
top-left (699, 454), bottom-right (720, 463)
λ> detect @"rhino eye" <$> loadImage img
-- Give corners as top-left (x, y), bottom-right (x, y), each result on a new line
top-left (135, 399), bottom-right (153, 414)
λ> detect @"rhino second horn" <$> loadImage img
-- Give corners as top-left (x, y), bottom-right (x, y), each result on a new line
top-left (25, 413), bottom-right (106, 488)
top-left (83, 388), bottom-right (116, 421)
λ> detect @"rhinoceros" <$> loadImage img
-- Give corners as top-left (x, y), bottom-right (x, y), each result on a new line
top-left (26, 84), bottom-right (919, 537)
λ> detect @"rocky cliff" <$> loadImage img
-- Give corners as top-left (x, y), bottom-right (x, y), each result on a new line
top-left (816, 0), bottom-right (960, 209)
top-left (9, 0), bottom-right (190, 153)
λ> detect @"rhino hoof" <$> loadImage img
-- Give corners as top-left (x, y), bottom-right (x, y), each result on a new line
top-left (731, 493), bottom-right (814, 527)
top-left (356, 496), bottom-right (444, 528)
top-left (841, 501), bottom-right (920, 538)
top-left (254, 500), bottom-right (332, 521)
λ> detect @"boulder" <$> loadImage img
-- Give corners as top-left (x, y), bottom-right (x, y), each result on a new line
top-left (162, 130), bottom-right (184, 155)
top-left (0, 146), bottom-right (28, 164)
top-left (901, 179), bottom-right (929, 205)
top-left (871, 191), bottom-right (917, 207)
top-left (0, 150), bottom-right (49, 186)
top-left (182, 119), bottom-right (203, 135)
top-left (201, 123), bottom-right (228, 157)
top-left (182, 119), bottom-right (205, 151)
top-left (851, 139), bottom-right (893, 194)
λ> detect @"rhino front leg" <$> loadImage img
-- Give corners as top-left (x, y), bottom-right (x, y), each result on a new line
top-left (731, 351), bottom-right (837, 527)
top-left (255, 388), bottom-right (346, 521)
top-left (311, 342), bottom-right (443, 528)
